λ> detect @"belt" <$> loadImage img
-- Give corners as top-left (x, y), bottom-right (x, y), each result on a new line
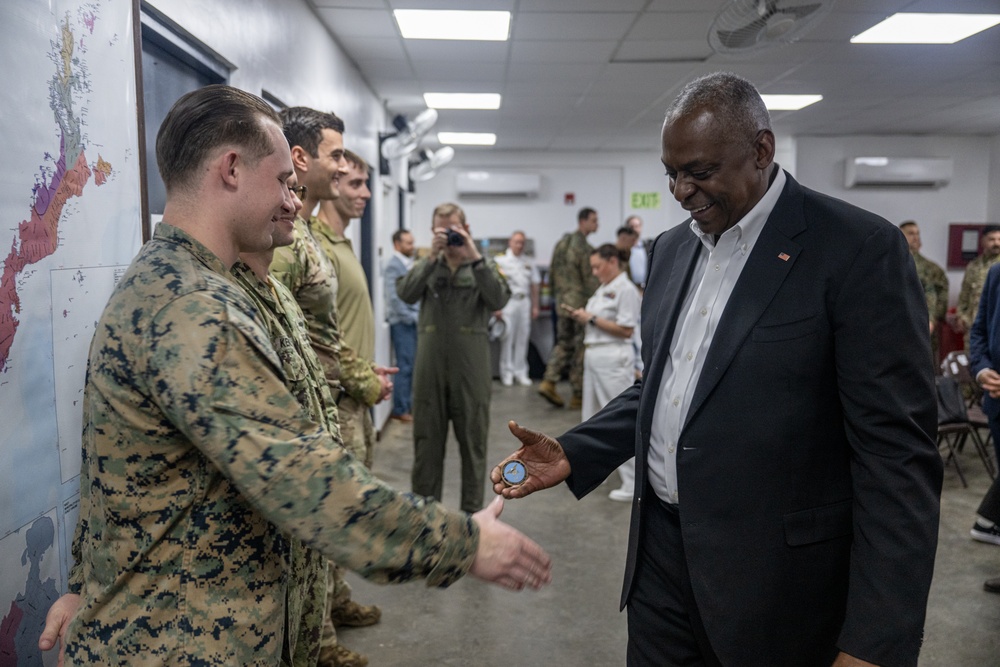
top-left (511, 293), bottom-right (527, 300)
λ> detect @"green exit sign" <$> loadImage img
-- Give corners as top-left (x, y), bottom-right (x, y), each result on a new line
top-left (630, 192), bottom-right (661, 209)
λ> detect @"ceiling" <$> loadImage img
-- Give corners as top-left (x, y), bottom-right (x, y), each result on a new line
top-left (306, 0), bottom-right (1000, 152)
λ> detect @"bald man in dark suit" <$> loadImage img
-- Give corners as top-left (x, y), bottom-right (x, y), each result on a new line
top-left (493, 72), bottom-right (942, 667)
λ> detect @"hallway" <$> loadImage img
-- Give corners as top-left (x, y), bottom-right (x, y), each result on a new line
top-left (340, 381), bottom-right (1000, 666)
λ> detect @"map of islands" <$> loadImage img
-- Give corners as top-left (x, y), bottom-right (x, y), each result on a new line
top-left (0, 14), bottom-right (110, 374)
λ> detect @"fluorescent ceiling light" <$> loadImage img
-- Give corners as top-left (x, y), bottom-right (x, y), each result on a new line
top-left (760, 94), bottom-right (823, 111)
top-left (394, 10), bottom-right (511, 41)
top-left (438, 132), bottom-right (497, 146)
top-left (851, 13), bottom-right (1000, 44)
top-left (424, 93), bottom-right (502, 110)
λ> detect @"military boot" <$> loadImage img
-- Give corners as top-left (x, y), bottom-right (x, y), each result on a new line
top-left (318, 643), bottom-right (369, 667)
top-left (569, 395), bottom-right (583, 410)
top-left (331, 600), bottom-right (382, 628)
top-left (537, 380), bottom-right (564, 407)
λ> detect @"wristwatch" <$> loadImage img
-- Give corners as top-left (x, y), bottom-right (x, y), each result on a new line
top-left (588, 315), bottom-right (597, 326)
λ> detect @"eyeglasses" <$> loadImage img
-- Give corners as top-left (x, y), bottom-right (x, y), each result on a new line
top-left (289, 185), bottom-right (307, 200)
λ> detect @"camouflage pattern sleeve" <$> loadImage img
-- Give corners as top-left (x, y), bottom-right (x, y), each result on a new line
top-left (396, 257), bottom-right (437, 304)
top-left (930, 264), bottom-right (948, 322)
top-left (474, 256), bottom-right (511, 311)
top-left (339, 341), bottom-right (382, 407)
top-left (148, 293), bottom-right (479, 585)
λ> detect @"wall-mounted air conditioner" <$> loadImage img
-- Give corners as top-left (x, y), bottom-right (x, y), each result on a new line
top-left (844, 157), bottom-right (953, 188)
top-left (455, 171), bottom-right (541, 197)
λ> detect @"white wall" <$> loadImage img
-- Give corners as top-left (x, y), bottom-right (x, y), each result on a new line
top-left (989, 135), bottom-right (1000, 222)
top-left (150, 0), bottom-right (396, 425)
top-left (409, 134), bottom-right (798, 265)
top-left (795, 135), bottom-right (997, 305)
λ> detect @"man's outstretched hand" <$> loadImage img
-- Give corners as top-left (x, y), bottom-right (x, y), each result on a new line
top-left (490, 421), bottom-right (571, 499)
top-left (469, 497), bottom-right (552, 591)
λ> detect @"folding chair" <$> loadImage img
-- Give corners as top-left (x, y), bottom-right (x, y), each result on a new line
top-left (936, 375), bottom-right (996, 487)
top-left (940, 350), bottom-right (995, 467)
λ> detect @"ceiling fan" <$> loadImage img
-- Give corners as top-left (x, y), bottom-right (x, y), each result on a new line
top-left (708, 0), bottom-right (833, 54)
top-left (380, 109), bottom-right (439, 161)
top-left (409, 146), bottom-right (455, 183)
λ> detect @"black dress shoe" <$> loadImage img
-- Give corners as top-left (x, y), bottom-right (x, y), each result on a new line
top-left (985, 576), bottom-right (1000, 594)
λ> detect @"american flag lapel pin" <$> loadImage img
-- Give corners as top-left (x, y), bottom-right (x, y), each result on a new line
top-left (778, 252), bottom-right (790, 262)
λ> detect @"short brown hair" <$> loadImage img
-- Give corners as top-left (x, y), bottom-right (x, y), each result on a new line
top-left (344, 149), bottom-right (369, 174)
top-left (432, 202), bottom-right (466, 226)
top-left (155, 84), bottom-right (280, 193)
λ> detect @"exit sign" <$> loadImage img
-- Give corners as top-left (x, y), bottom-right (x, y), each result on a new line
top-left (630, 192), bottom-right (660, 209)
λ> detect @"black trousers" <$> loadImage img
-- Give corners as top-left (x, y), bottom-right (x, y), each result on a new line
top-left (626, 496), bottom-right (722, 667)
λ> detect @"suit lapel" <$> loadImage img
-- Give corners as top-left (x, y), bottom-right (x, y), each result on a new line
top-left (684, 174), bottom-right (806, 429)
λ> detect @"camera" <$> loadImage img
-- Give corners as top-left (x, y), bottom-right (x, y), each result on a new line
top-left (445, 229), bottom-right (465, 247)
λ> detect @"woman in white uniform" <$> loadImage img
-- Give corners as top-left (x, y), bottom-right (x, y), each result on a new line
top-left (562, 243), bottom-right (641, 501)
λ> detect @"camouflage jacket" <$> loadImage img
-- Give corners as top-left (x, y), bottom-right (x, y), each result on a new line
top-left (910, 252), bottom-right (948, 323)
top-left (549, 231), bottom-right (598, 308)
top-left (65, 223), bottom-right (478, 666)
top-left (270, 216), bottom-right (381, 407)
top-left (310, 220), bottom-right (376, 362)
top-left (232, 260), bottom-right (336, 666)
top-left (957, 252), bottom-right (1000, 330)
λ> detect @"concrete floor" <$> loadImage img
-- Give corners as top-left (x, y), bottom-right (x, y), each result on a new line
top-left (339, 381), bottom-right (1000, 666)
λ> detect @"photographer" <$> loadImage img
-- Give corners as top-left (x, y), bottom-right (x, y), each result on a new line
top-left (396, 203), bottom-right (511, 513)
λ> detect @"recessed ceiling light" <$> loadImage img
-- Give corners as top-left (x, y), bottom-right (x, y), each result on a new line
top-left (851, 13), bottom-right (1000, 44)
top-left (394, 10), bottom-right (511, 41)
top-left (760, 94), bottom-right (823, 111)
top-left (438, 132), bottom-right (497, 146)
top-left (424, 93), bottom-right (502, 110)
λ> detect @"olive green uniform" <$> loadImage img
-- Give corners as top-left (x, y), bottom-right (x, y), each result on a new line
top-left (65, 224), bottom-right (478, 665)
top-left (311, 221), bottom-right (377, 469)
top-left (397, 256), bottom-right (510, 513)
top-left (910, 251), bottom-right (948, 362)
top-left (543, 231), bottom-right (599, 397)
top-left (957, 252), bottom-right (1000, 350)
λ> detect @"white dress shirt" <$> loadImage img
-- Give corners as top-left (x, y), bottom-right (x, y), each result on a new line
top-left (648, 168), bottom-right (787, 504)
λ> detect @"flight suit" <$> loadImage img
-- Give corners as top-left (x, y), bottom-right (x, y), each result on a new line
top-left (397, 256), bottom-right (510, 513)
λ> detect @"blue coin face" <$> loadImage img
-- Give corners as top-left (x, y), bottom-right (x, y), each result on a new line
top-left (501, 459), bottom-right (527, 486)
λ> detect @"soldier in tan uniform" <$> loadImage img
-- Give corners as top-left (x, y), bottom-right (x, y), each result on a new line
top-left (270, 108), bottom-right (388, 667)
top-left (538, 207), bottom-right (600, 409)
top-left (899, 221), bottom-right (948, 363)
top-left (397, 203), bottom-right (511, 514)
top-left (41, 86), bottom-right (550, 667)
top-left (956, 225), bottom-right (1000, 350)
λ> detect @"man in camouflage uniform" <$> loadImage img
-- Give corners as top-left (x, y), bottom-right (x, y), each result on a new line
top-left (956, 225), bottom-right (1000, 351)
top-left (900, 221), bottom-right (948, 364)
top-left (270, 108), bottom-right (387, 667)
top-left (397, 203), bottom-right (511, 514)
top-left (46, 86), bottom-right (551, 667)
top-left (538, 207), bottom-right (600, 409)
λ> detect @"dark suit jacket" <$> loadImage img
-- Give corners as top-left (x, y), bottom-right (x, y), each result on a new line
top-left (558, 172), bottom-right (942, 667)
top-left (970, 262), bottom-right (1000, 418)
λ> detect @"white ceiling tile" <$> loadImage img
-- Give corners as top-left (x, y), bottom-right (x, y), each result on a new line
top-left (625, 11), bottom-right (719, 41)
top-left (510, 40), bottom-right (618, 63)
top-left (403, 40), bottom-right (510, 63)
top-left (613, 40), bottom-right (715, 62)
top-left (335, 35), bottom-right (408, 61)
top-left (315, 8), bottom-right (399, 38)
top-left (513, 12), bottom-right (637, 41)
top-left (411, 59), bottom-right (507, 82)
top-left (519, 0), bottom-right (648, 11)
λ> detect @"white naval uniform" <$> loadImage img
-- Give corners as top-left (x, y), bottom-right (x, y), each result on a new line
top-left (495, 248), bottom-right (540, 384)
top-left (581, 271), bottom-right (641, 496)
